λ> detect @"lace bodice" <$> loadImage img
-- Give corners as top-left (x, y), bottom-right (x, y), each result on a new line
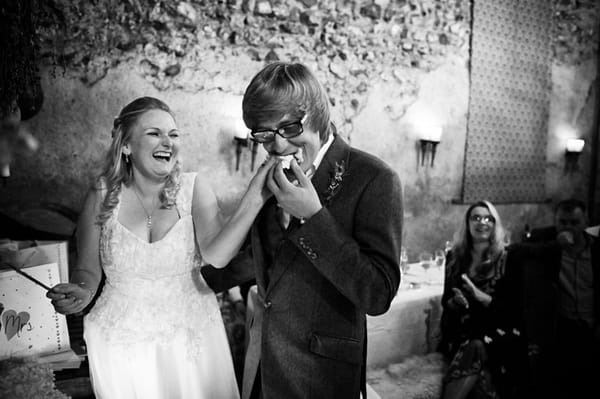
top-left (85, 173), bottom-right (220, 355)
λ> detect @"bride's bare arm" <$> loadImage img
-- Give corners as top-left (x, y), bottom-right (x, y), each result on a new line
top-left (192, 158), bottom-right (275, 268)
top-left (47, 187), bottom-right (103, 314)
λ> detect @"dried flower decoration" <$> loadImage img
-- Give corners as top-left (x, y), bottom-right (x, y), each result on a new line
top-left (323, 160), bottom-right (346, 205)
top-left (0, 358), bottom-right (70, 399)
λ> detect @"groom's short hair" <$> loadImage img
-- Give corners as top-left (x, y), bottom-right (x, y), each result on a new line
top-left (242, 62), bottom-right (331, 142)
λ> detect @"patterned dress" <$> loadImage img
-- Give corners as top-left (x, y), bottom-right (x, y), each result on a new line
top-left (84, 173), bottom-right (240, 399)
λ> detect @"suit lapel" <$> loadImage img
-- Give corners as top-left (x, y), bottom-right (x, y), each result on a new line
top-left (311, 134), bottom-right (351, 207)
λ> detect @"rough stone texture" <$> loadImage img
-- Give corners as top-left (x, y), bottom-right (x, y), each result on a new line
top-left (33, 0), bottom-right (471, 136)
top-left (1, 0), bottom-right (598, 257)
top-left (553, 0), bottom-right (599, 65)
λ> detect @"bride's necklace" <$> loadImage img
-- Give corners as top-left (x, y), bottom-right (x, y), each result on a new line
top-left (132, 184), bottom-right (159, 241)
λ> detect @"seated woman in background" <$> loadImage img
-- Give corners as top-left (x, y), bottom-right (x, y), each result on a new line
top-left (439, 200), bottom-right (527, 399)
top-left (47, 97), bottom-right (275, 399)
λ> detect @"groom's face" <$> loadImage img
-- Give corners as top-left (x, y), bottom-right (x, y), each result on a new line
top-left (259, 114), bottom-right (322, 173)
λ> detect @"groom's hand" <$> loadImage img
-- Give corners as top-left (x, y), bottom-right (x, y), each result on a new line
top-left (267, 159), bottom-right (322, 220)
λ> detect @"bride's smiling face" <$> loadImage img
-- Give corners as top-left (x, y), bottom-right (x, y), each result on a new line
top-left (124, 110), bottom-right (180, 179)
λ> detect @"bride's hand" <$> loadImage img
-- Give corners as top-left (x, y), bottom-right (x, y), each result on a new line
top-left (46, 283), bottom-right (94, 315)
top-left (246, 156), bottom-right (278, 204)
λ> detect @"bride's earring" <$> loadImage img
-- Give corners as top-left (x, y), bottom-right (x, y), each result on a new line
top-left (122, 148), bottom-right (131, 164)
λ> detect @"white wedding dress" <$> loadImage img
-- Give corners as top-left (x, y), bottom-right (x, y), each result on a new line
top-left (84, 173), bottom-right (240, 399)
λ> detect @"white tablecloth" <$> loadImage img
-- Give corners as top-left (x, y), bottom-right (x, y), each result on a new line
top-left (367, 265), bottom-right (444, 369)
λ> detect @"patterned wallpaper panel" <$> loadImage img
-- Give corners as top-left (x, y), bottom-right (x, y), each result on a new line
top-left (462, 0), bottom-right (551, 203)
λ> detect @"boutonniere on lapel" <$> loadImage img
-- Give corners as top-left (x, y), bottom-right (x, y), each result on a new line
top-left (323, 160), bottom-right (346, 205)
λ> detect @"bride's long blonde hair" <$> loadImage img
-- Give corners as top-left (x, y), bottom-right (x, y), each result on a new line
top-left (96, 97), bottom-right (181, 225)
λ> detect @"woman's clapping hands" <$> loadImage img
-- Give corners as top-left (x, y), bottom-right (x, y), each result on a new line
top-left (460, 274), bottom-right (492, 307)
top-left (450, 274), bottom-right (493, 309)
top-left (451, 287), bottom-right (469, 309)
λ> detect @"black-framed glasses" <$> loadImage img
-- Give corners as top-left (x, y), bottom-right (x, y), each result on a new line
top-left (469, 214), bottom-right (496, 224)
top-left (250, 120), bottom-right (304, 143)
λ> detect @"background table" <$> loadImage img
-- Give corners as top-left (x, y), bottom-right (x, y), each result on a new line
top-left (367, 264), bottom-right (444, 369)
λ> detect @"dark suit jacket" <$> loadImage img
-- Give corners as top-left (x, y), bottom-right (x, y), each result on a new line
top-left (522, 226), bottom-right (600, 335)
top-left (518, 228), bottom-right (600, 397)
top-left (525, 225), bottom-right (557, 243)
top-left (204, 134), bottom-right (403, 399)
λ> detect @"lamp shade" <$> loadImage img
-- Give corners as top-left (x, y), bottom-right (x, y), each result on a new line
top-left (233, 126), bottom-right (249, 139)
top-left (222, 116), bottom-right (249, 139)
top-left (419, 125), bottom-right (442, 143)
top-left (566, 138), bottom-right (584, 153)
top-left (418, 125), bottom-right (443, 142)
top-left (428, 126), bottom-right (443, 142)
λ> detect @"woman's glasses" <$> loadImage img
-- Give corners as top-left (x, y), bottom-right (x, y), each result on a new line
top-left (250, 120), bottom-right (304, 143)
top-left (469, 214), bottom-right (496, 224)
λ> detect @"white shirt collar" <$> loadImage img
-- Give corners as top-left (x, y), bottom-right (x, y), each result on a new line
top-left (312, 133), bottom-right (335, 172)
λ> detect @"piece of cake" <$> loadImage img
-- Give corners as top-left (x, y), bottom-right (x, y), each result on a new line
top-left (267, 148), bottom-right (304, 183)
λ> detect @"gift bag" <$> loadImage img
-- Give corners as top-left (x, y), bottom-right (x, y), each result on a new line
top-left (0, 240), bottom-right (69, 283)
top-left (0, 240), bottom-right (71, 361)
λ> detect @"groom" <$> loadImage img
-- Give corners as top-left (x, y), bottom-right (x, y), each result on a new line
top-left (204, 62), bottom-right (403, 399)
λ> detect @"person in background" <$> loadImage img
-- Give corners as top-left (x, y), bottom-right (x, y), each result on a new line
top-left (439, 200), bottom-right (527, 399)
top-left (204, 62), bottom-right (403, 399)
top-left (523, 198), bottom-right (599, 398)
top-left (47, 96), bottom-right (276, 399)
top-left (0, 0), bottom-right (43, 183)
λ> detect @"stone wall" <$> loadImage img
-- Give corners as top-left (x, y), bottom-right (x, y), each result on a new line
top-left (1, 0), bottom-right (598, 259)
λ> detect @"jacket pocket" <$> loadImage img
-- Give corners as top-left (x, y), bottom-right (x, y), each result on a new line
top-left (309, 332), bottom-right (362, 365)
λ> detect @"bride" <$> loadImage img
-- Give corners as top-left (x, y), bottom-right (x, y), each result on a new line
top-left (47, 97), bottom-right (274, 399)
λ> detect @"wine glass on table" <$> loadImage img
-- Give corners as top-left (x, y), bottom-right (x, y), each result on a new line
top-left (434, 249), bottom-right (446, 283)
top-left (418, 252), bottom-right (434, 283)
top-left (400, 246), bottom-right (409, 275)
top-left (398, 247), bottom-right (409, 290)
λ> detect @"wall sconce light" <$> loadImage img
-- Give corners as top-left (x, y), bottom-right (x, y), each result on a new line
top-left (565, 138), bottom-right (584, 173)
top-left (233, 128), bottom-right (249, 171)
top-left (233, 127), bottom-right (259, 172)
top-left (418, 126), bottom-right (443, 167)
top-left (1, 163), bottom-right (9, 187)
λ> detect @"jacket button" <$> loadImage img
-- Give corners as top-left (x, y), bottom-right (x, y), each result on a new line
top-left (264, 300), bottom-right (272, 309)
top-left (299, 237), bottom-right (309, 249)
